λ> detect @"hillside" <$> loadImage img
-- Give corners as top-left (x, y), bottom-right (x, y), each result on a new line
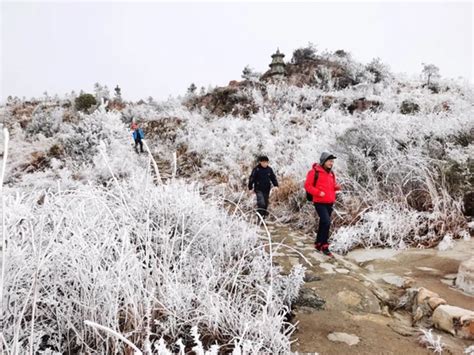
top-left (0, 46), bottom-right (473, 353)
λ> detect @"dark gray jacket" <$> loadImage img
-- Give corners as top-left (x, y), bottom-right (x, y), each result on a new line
top-left (248, 165), bottom-right (278, 192)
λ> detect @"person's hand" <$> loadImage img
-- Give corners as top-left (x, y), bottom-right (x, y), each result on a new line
top-left (320, 191), bottom-right (326, 197)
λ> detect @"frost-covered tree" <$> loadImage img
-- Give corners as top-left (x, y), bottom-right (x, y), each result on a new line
top-left (334, 49), bottom-right (349, 58)
top-left (114, 85), bottom-right (122, 102)
top-left (187, 83), bottom-right (197, 95)
top-left (314, 66), bottom-right (334, 90)
top-left (147, 96), bottom-right (156, 105)
top-left (242, 65), bottom-right (261, 82)
top-left (94, 82), bottom-right (110, 102)
top-left (422, 63), bottom-right (440, 86)
top-left (366, 57), bottom-right (392, 83)
top-left (75, 93), bottom-right (97, 112)
top-left (291, 42), bottom-right (317, 64)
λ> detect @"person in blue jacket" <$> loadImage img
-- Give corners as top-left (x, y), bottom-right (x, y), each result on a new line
top-left (131, 122), bottom-right (144, 153)
top-left (248, 156), bottom-right (279, 219)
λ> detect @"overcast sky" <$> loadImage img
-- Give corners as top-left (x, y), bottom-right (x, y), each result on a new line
top-left (1, 1), bottom-right (472, 101)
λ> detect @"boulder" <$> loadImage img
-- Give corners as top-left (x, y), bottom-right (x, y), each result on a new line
top-left (416, 287), bottom-right (439, 305)
top-left (432, 305), bottom-right (474, 339)
top-left (455, 257), bottom-right (474, 295)
top-left (428, 297), bottom-right (447, 310)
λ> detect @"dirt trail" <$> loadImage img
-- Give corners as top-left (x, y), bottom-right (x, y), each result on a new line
top-left (261, 223), bottom-right (473, 355)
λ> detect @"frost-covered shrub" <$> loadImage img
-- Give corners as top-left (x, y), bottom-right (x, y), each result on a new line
top-left (61, 108), bottom-right (128, 162)
top-left (291, 43), bottom-right (317, 64)
top-left (335, 125), bottom-right (388, 188)
top-left (2, 48), bottom-right (473, 255)
top-left (75, 93), bottom-right (97, 112)
top-left (400, 100), bottom-right (420, 114)
top-left (1, 178), bottom-right (304, 353)
top-left (366, 58), bottom-right (392, 84)
top-left (26, 108), bottom-right (63, 138)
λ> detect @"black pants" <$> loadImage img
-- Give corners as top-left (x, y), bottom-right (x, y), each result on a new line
top-left (314, 203), bottom-right (333, 245)
top-left (255, 190), bottom-right (270, 218)
top-left (135, 139), bottom-right (144, 153)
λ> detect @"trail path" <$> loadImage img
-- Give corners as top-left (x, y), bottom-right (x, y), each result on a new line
top-left (261, 222), bottom-right (473, 354)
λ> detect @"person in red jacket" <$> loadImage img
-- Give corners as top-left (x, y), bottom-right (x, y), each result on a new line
top-left (304, 152), bottom-right (341, 257)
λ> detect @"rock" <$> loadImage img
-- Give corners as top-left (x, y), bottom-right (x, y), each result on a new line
top-left (288, 257), bottom-right (300, 267)
top-left (371, 287), bottom-right (392, 305)
top-left (432, 305), bottom-right (474, 339)
top-left (461, 320), bottom-right (474, 340)
top-left (346, 248), bottom-right (400, 263)
top-left (294, 288), bottom-right (325, 310)
top-left (382, 274), bottom-right (406, 288)
top-left (428, 297), bottom-right (447, 310)
top-left (402, 278), bottom-right (415, 289)
top-left (381, 305), bottom-right (391, 317)
top-left (327, 332), bottom-right (360, 346)
top-left (337, 290), bottom-right (361, 307)
top-left (416, 287), bottom-right (439, 305)
top-left (309, 251), bottom-right (326, 263)
top-left (319, 262), bottom-right (336, 274)
top-left (455, 257), bottom-right (474, 295)
top-left (335, 268), bottom-right (350, 274)
top-left (413, 306), bottom-right (424, 322)
top-left (416, 266), bottom-right (439, 273)
top-left (304, 273), bottom-right (322, 282)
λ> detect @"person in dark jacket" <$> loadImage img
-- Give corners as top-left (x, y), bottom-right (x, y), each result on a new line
top-left (131, 122), bottom-right (145, 153)
top-left (248, 156), bottom-right (279, 219)
top-left (304, 152), bottom-right (341, 257)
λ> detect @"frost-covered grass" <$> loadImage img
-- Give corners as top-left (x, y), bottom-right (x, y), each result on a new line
top-left (141, 80), bottom-right (472, 251)
top-left (0, 153), bottom-right (304, 353)
top-left (1, 56), bottom-right (472, 268)
top-left (418, 328), bottom-right (445, 354)
top-left (2, 75), bottom-right (472, 254)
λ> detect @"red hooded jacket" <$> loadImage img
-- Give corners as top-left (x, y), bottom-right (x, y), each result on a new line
top-left (304, 163), bottom-right (341, 203)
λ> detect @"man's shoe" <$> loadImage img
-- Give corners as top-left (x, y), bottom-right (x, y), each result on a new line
top-left (314, 243), bottom-right (321, 251)
top-left (321, 244), bottom-right (334, 257)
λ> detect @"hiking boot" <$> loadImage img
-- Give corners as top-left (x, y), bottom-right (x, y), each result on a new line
top-left (321, 244), bottom-right (334, 257)
top-left (314, 242), bottom-right (321, 251)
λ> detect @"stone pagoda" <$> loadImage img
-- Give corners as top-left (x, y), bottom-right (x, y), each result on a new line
top-left (268, 48), bottom-right (286, 78)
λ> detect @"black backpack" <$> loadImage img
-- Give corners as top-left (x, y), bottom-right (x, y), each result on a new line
top-left (306, 169), bottom-right (319, 202)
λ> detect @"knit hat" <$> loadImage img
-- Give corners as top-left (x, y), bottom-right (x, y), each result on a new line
top-left (319, 152), bottom-right (337, 165)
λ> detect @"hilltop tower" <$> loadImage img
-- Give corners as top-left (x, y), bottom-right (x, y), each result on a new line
top-left (269, 48), bottom-right (286, 78)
